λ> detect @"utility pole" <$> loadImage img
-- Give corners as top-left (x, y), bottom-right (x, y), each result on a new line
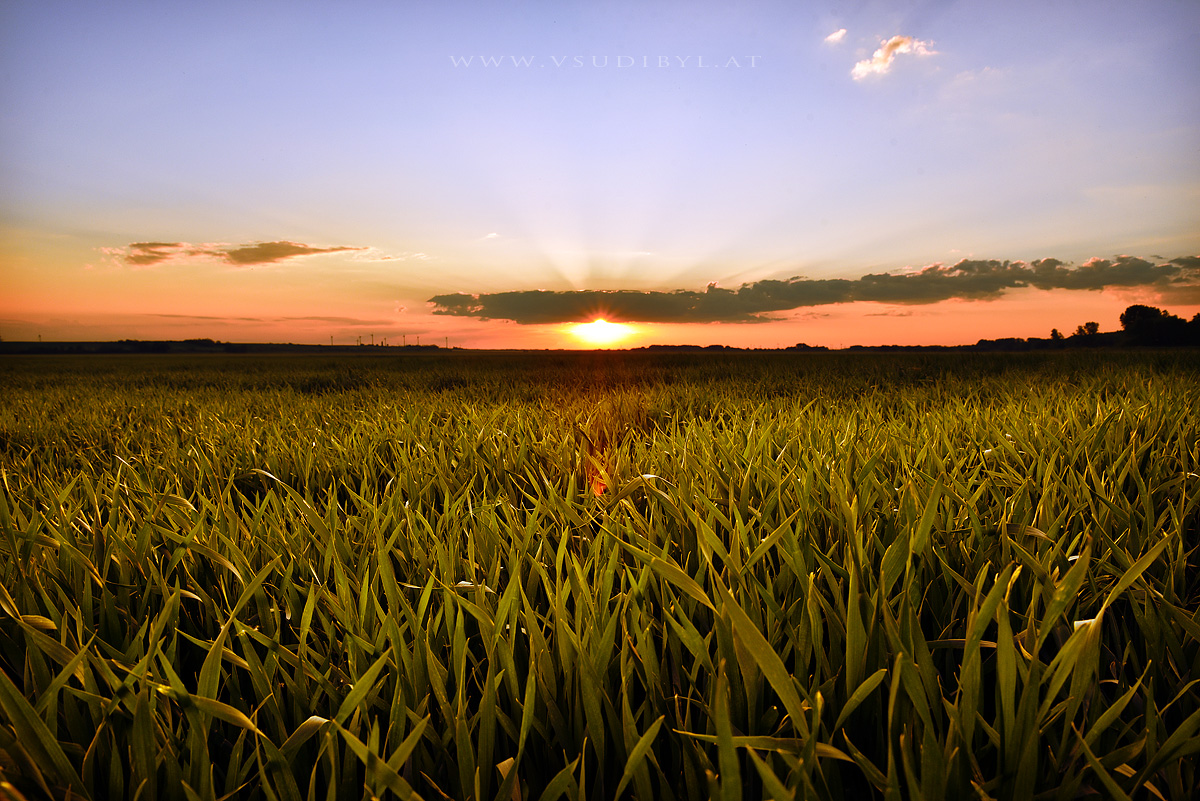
top-left (330, 335), bottom-right (333, 346)
top-left (445, 336), bottom-right (448, 349)
top-left (370, 334), bottom-right (374, 346)
top-left (402, 334), bottom-right (406, 347)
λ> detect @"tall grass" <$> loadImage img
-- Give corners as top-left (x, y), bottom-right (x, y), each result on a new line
top-left (1, 350), bottom-right (1197, 800)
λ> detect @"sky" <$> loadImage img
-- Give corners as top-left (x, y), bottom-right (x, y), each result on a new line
top-left (1, 0), bottom-right (1198, 349)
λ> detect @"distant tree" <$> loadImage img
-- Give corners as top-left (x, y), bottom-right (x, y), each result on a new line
top-left (1120, 304), bottom-right (1189, 345)
top-left (1073, 322), bottom-right (1099, 336)
top-left (1050, 328), bottom-right (1064, 341)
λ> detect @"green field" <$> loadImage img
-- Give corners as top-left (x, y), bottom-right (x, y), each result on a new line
top-left (1, 351), bottom-right (1198, 800)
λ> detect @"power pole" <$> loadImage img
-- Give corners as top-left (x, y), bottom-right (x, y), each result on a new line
top-left (370, 334), bottom-right (374, 346)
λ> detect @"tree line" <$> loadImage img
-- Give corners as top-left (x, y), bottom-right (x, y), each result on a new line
top-left (1049, 305), bottom-right (1198, 347)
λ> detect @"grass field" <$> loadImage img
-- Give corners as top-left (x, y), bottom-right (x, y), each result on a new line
top-left (1, 350), bottom-right (1198, 800)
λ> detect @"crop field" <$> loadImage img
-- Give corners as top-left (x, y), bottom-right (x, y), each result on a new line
top-left (0, 350), bottom-right (1198, 801)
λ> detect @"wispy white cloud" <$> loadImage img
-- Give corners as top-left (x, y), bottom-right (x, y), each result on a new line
top-left (824, 28), bottom-right (847, 44)
top-left (350, 247), bottom-right (431, 262)
top-left (852, 35), bottom-right (936, 80)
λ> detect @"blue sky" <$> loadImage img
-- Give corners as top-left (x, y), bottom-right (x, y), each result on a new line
top-left (2, 0), bottom-right (1197, 347)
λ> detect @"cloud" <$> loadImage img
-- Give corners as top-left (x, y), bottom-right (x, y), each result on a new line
top-left (1026, 255), bottom-right (1183, 291)
top-left (153, 313), bottom-right (266, 322)
top-left (350, 248), bottom-right (430, 262)
top-left (851, 34), bottom-right (936, 80)
top-left (825, 28), bottom-right (847, 44)
top-left (122, 242), bottom-right (185, 266)
top-left (427, 254), bottom-right (1200, 325)
top-left (106, 240), bottom-right (366, 267)
top-left (152, 313), bottom-right (393, 325)
top-left (222, 242), bottom-right (362, 264)
top-left (280, 315), bottom-right (395, 324)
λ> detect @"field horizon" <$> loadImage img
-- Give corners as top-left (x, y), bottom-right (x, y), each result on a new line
top-left (1, 350), bottom-right (1197, 800)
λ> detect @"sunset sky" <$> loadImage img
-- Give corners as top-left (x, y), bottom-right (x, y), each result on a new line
top-left (2, 0), bottom-right (1198, 349)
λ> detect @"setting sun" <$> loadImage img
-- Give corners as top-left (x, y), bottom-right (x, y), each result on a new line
top-left (569, 318), bottom-right (634, 347)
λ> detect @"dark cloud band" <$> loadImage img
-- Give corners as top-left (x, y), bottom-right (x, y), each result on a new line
top-left (113, 240), bottom-right (364, 266)
top-left (428, 255), bottom-right (1200, 324)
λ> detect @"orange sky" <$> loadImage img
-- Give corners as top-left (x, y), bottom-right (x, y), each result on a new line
top-left (2, 233), bottom-right (1194, 350)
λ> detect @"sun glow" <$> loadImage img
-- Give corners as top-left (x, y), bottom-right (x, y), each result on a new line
top-left (569, 318), bottom-right (634, 347)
